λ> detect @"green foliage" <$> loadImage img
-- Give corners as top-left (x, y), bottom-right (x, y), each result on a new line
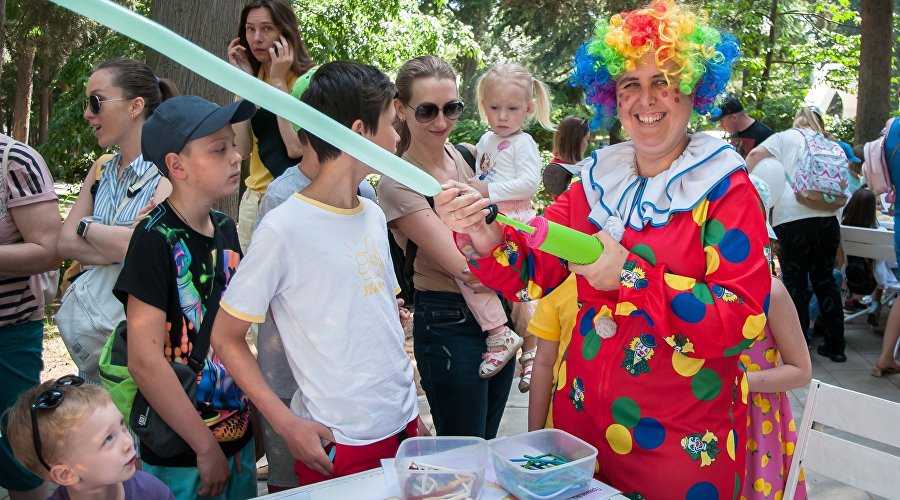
top-left (828, 116), bottom-right (856, 143)
top-left (294, 0), bottom-right (481, 74)
top-left (448, 118), bottom-right (488, 146)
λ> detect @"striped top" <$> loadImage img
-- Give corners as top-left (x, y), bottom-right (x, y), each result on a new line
top-left (0, 134), bottom-right (57, 326)
top-left (92, 154), bottom-right (160, 226)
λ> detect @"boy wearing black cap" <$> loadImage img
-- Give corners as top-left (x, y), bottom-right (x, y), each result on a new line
top-left (113, 95), bottom-right (258, 498)
top-left (211, 61), bottom-right (422, 485)
top-left (710, 93), bottom-right (774, 158)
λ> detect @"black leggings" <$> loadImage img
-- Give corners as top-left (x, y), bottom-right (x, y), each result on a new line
top-left (774, 216), bottom-right (845, 353)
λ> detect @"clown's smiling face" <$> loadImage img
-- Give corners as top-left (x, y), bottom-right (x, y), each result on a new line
top-left (615, 53), bottom-right (693, 175)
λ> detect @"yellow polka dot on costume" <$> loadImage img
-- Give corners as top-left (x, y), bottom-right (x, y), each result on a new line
top-left (692, 199), bottom-right (709, 226)
top-left (747, 438), bottom-right (757, 453)
top-left (761, 452), bottom-right (770, 467)
top-left (605, 424), bottom-right (633, 455)
top-left (616, 301), bottom-right (637, 316)
top-left (726, 429), bottom-right (736, 460)
top-left (775, 410), bottom-right (781, 423)
top-left (762, 421), bottom-right (773, 435)
top-left (664, 274), bottom-right (696, 291)
top-left (704, 246), bottom-right (720, 274)
top-left (594, 459), bottom-right (600, 474)
top-left (556, 362), bottom-right (568, 391)
top-left (672, 352), bottom-right (704, 377)
top-left (742, 313), bottom-right (767, 339)
top-left (789, 419), bottom-right (796, 432)
top-left (598, 304), bottom-right (613, 318)
top-left (740, 373), bottom-right (749, 404)
top-left (526, 280), bottom-right (543, 300)
top-left (775, 490), bottom-right (783, 500)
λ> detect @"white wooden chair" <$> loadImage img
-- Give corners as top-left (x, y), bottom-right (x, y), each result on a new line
top-left (839, 225), bottom-right (898, 324)
top-left (784, 379), bottom-right (900, 499)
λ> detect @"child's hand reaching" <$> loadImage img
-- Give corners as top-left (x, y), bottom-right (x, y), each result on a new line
top-left (467, 177), bottom-right (490, 198)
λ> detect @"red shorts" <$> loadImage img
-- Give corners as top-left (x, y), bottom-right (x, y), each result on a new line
top-left (294, 418), bottom-right (419, 485)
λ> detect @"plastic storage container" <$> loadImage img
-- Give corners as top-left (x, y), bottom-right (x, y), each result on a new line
top-left (490, 429), bottom-right (598, 500)
top-left (395, 436), bottom-right (487, 500)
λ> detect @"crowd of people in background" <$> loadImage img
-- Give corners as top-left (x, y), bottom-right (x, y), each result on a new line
top-left (0, 0), bottom-right (898, 499)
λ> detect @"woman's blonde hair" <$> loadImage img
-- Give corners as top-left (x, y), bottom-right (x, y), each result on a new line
top-left (793, 106), bottom-right (827, 135)
top-left (476, 63), bottom-right (555, 131)
top-left (6, 382), bottom-right (111, 478)
top-left (394, 56), bottom-right (457, 156)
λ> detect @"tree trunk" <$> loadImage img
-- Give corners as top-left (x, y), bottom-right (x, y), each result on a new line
top-left (37, 62), bottom-right (52, 146)
top-left (0, 0), bottom-right (6, 85)
top-left (148, 0), bottom-right (244, 218)
top-left (855, 0), bottom-right (893, 144)
top-left (756, 0), bottom-right (779, 110)
top-left (11, 38), bottom-right (36, 143)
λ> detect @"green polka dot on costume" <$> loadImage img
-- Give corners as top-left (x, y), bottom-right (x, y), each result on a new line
top-left (685, 481), bottom-right (719, 500)
top-left (707, 177), bottom-right (730, 202)
top-left (633, 417), bottom-right (665, 450)
top-left (692, 283), bottom-right (714, 305)
top-left (672, 293), bottom-right (706, 323)
top-left (631, 244), bottom-right (657, 266)
top-left (719, 228), bottom-right (751, 263)
top-left (611, 397), bottom-right (641, 428)
top-left (582, 332), bottom-right (602, 360)
top-left (723, 337), bottom-right (755, 357)
top-left (691, 368), bottom-right (722, 401)
top-left (605, 424), bottom-right (633, 455)
top-left (703, 219), bottom-right (726, 246)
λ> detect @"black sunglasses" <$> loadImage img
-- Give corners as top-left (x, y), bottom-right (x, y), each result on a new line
top-left (31, 375), bottom-right (84, 470)
top-left (406, 100), bottom-right (465, 123)
top-left (84, 95), bottom-right (130, 115)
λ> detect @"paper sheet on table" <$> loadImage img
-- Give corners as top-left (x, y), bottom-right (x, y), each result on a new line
top-left (375, 458), bottom-right (620, 500)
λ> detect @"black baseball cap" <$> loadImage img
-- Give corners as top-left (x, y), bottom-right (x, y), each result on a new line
top-left (709, 94), bottom-right (744, 122)
top-left (142, 95), bottom-right (256, 174)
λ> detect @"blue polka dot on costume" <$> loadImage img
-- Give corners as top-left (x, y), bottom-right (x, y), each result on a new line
top-left (685, 481), bottom-right (719, 500)
top-left (763, 292), bottom-right (771, 316)
top-left (633, 417), bottom-right (665, 450)
top-left (672, 293), bottom-right (706, 323)
top-left (719, 229), bottom-right (750, 263)
top-left (578, 307), bottom-right (596, 337)
top-left (707, 177), bottom-right (730, 202)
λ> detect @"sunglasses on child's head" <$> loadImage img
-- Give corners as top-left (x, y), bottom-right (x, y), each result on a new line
top-left (31, 374), bottom-right (84, 470)
top-left (84, 95), bottom-right (130, 115)
top-left (406, 100), bottom-right (465, 123)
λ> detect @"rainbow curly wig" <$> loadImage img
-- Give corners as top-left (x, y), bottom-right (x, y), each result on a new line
top-left (571, 0), bottom-right (740, 130)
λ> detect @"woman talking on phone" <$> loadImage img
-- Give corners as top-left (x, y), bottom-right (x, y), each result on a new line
top-left (228, 0), bottom-right (316, 252)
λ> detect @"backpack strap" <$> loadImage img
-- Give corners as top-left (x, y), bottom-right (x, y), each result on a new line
top-left (454, 143), bottom-right (476, 170)
top-left (185, 224), bottom-right (227, 374)
top-left (402, 196), bottom-right (435, 293)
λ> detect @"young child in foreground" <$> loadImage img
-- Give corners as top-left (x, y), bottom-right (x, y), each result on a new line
top-left (467, 62), bottom-right (556, 391)
top-left (7, 376), bottom-right (174, 499)
top-left (211, 61), bottom-right (423, 485)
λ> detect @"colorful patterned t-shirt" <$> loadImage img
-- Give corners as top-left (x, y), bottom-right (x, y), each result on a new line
top-left (114, 201), bottom-right (250, 466)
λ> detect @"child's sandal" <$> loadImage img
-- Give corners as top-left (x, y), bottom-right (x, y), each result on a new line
top-left (518, 348), bottom-right (537, 393)
top-left (479, 327), bottom-right (524, 379)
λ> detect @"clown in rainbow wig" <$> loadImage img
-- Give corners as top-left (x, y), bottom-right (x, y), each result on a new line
top-left (572, 0), bottom-right (740, 130)
top-left (439, 1), bottom-right (772, 498)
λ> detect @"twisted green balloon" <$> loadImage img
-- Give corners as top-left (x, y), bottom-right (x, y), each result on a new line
top-left (49, 0), bottom-right (442, 197)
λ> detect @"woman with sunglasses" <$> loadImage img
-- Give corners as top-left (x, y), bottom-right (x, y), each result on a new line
top-left (378, 55), bottom-right (514, 439)
top-left (228, 0), bottom-right (316, 253)
top-left (59, 59), bottom-right (177, 383)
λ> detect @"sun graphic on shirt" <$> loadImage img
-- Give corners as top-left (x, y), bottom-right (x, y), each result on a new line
top-left (346, 234), bottom-right (388, 297)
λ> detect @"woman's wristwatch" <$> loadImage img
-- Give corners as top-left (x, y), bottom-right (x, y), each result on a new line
top-left (76, 217), bottom-right (94, 239)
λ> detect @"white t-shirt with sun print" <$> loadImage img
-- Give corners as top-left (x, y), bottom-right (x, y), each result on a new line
top-left (220, 193), bottom-right (418, 445)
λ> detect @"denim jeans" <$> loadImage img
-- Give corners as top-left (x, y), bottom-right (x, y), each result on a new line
top-left (413, 291), bottom-right (514, 439)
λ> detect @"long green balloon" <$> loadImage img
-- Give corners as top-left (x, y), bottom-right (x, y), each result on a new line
top-left (49, 0), bottom-right (442, 197)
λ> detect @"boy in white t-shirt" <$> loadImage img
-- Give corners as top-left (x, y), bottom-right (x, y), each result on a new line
top-left (211, 61), bottom-right (422, 484)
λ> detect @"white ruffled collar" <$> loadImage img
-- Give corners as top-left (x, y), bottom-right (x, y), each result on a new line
top-left (581, 133), bottom-right (746, 231)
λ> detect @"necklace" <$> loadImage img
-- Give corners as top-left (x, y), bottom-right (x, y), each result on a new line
top-left (169, 202), bottom-right (201, 234)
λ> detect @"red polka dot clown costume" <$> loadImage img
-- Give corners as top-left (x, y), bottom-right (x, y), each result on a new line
top-left (454, 1), bottom-right (770, 498)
